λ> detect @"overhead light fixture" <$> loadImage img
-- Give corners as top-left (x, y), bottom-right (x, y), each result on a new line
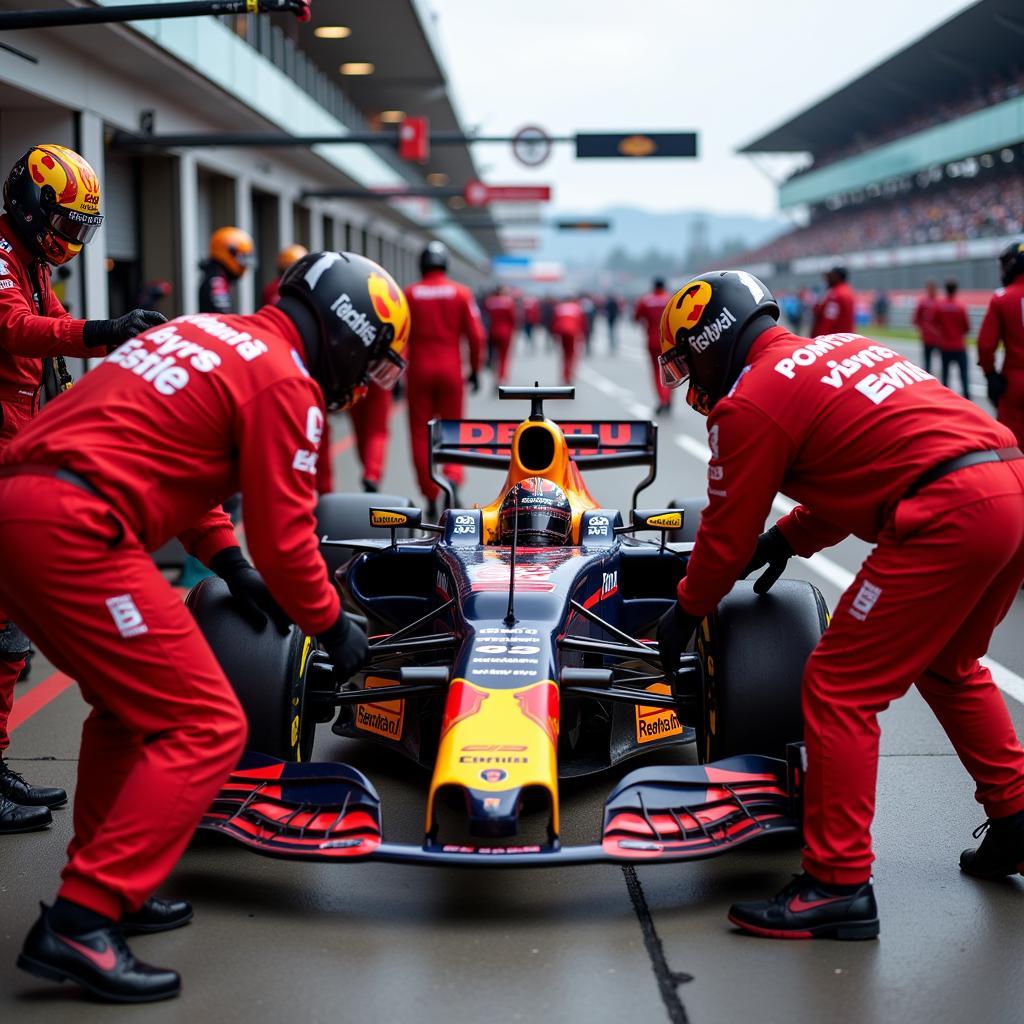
top-left (314, 25), bottom-right (351, 38)
top-left (426, 172), bottom-right (449, 186)
top-left (379, 110), bottom-right (405, 124)
top-left (340, 62), bottom-right (374, 76)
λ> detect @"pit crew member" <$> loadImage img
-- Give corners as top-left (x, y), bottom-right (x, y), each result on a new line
top-left (656, 270), bottom-right (1024, 940)
top-left (913, 279), bottom-right (942, 376)
top-left (261, 243), bottom-right (308, 306)
top-left (811, 265), bottom-right (855, 336)
top-left (483, 284), bottom-right (518, 387)
top-left (405, 241), bottom-right (485, 516)
top-left (198, 226), bottom-right (254, 314)
top-left (978, 241), bottom-right (1024, 446)
top-left (634, 277), bottom-right (672, 413)
top-left (934, 279), bottom-right (970, 400)
top-left (551, 296), bottom-right (585, 385)
top-left (0, 144), bottom-right (164, 834)
top-left (0, 251), bottom-right (408, 1002)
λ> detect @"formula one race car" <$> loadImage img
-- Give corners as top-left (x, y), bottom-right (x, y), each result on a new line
top-left (191, 387), bottom-right (827, 867)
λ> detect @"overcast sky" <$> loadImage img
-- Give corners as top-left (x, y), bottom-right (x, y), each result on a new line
top-left (430, 0), bottom-right (974, 218)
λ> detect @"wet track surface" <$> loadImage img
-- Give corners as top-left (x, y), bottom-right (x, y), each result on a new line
top-left (3, 324), bottom-right (1024, 1022)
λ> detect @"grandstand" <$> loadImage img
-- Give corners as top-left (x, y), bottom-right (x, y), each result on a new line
top-left (738, 0), bottom-right (1024, 320)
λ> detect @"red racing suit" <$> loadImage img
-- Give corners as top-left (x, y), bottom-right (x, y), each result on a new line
top-left (678, 326), bottom-right (1024, 885)
top-left (347, 381), bottom-right (393, 487)
top-left (552, 301), bottom-right (585, 385)
top-left (934, 299), bottom-right (969, 352)
top-left (261, 276), bottom-right (282, 307)
top-left (978, 280), bottom-right (1024, 446)
top-left (913, 295), bottom-right (941, 348)
top-left (0, 214), bottom-right (90, 753)
top-left (811, 282), bottom-right (855, 336)
top-left (634, 289), bottom-right (671, 406)
top-left (404, 269), bottom-right (485, 501)
top-left (0, 305), bottom-right (340, 918)
top-left (483, 293), bottom-right (518, 385)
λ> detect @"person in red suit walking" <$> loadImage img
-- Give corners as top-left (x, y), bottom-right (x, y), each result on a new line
top-left (811, 266), bottom-right (855, 336)
top-left (551, 297), bottom-right (585, 385)
top-left (913, 279), bottom-right (942, 375)
top-left (657, 270), bottom-right (1024, 941)
top-left (405, 241), bottom-right (485, 516)
top-left (483, 285), bottom-right (518, 387)
top-left (934, 279), bottom-right (971, 399)
top-left (978, 241), bottom-right (1024, 446)
top-left (634, 277), bottom-right (672, 414)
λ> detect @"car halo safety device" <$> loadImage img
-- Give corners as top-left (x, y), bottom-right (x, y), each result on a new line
top-left (3, 144), bottom-right (103, 265)
top-left (277, 244), bottom-right (308, 274)
top-left (419, 240), bottom-right (448, 276)
top-left (497, 476), bottom-right (573, 546)
top-left (278, 251), bottom-right (410, 411)
top-left (658, 270), bottom-right (780, 415)
top-left (998, 241), bottom-right (1024, 286)
top-left (210, 226), bottom-right (255, 279)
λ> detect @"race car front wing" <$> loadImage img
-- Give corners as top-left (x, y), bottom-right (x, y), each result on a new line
top-left (199, 748), bottom-right (803, 866)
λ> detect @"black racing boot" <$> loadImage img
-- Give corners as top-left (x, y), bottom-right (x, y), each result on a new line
top-left (361, 478), bottom-right (379, 493)
top-left (728, 873), bottom-right (879, 940)
top-left (0, 792), bottom-right (51, 834)
top-left (119, 897), bottom-right (194, 935)
top-left (17, 904), bottom-right (181, 1003)
top-left (0, 760), bottom-right (68, 808)
top-left (960, 809), bottom-right (1024, 879)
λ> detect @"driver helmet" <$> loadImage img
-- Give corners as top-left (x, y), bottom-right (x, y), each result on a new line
top-left (498, 477), bottom-right (573, 546)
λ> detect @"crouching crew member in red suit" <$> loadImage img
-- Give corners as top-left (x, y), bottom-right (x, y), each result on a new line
top-left (0, 144), bottom-right (165, 835)
top-left (551, 297), bottom-right (585, 385)
top-left (405, 241), bottom-right (485, 517)
top-left (0, 251), bottom-right (409, 1001)
top-left (483, 284), bottom-right (518, 387)
top-left (811, 265), bottom-right (855, 336)
top-left (260, 243), bottom-right (308, 307)
top-left (656, 270), bottom-right (1024, 940)
top-left (634, 277), bottom-right (672, 414)
top-left (978, 241), bottom-right (1024, 446)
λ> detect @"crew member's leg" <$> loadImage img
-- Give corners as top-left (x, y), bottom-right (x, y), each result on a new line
top-left (407, 370), bottom-right (440, 502)
top-left (648, 337), bottom-right (671, 411)
top-left (953, 350), bottom-right (970, 401)
top-left (436, 361), bottom-right (466, 496)
top-left (359, 385), bottom-right (393, 489)
top-left (997, 374), bottom-right (1024, 447)
top-left (940, 350), bottom-right (953, 390)
top-left (495, 336), bottom-right (512, 386)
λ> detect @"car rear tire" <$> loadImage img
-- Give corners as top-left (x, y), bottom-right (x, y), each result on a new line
top-left (697, 578), bottom-right (828, 760)
top-left (667, 497), bottom-right (707, 544)
top-left (316, 492), bottom-right (414, 577)
top-left (186, 577), bottom-right (315, 761)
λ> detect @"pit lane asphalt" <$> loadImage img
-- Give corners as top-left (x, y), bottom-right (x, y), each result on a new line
top-left (3, 322), bottom-right (1024, 1023)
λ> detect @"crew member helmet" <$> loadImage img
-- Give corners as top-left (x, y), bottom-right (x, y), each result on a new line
top-left (3, 144), bottom-right (103, 265)
top-left (279, 251), bottom-right (410, 411)
top-left (210, 226), bottom-right (255, 279)
top-left (998, 241), bottom-right (1024, 286)
top-left (659, 270), bottom-right (780, 415)
top-left (277, 243), bottom-right (308, 274)
top-left (497, 477), bottom-right (573, 546)
top-left (420, 240), bottom-right (448, 276)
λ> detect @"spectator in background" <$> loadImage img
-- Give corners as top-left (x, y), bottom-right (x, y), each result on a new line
top-left (873, 290), bottom-right (890, 328)
top-left (811, 266), bottom-right (855, 335)
top-left (580, 294), bottom-right (597, 355)
top-left (935, 280), bottom-right (971, 399)
top-left (913, 280), bottom-right (942, 375)
top-left (604, 294), bottom-right (621, 352)
top-left (781, 291), bottom-right (805, 334)
top-left (521, 294), bottom-right (540, 350)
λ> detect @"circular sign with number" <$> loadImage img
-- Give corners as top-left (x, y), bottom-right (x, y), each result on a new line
top-left (512, 125), bottom-right (553, 168)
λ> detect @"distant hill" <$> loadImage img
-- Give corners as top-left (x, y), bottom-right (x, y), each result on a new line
top-left (529, 206), bottom-right (788, 267)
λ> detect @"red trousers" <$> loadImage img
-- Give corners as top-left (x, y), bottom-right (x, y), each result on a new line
top-left (996, 373), bottom-right (1024, 448)
top-left (647, 336), bottom-right (671, 406)
top-left (557, 334), bottom-right (579, 385)
top-left (0, 476), bottom-right (247, 918)
top-left (491, 334), bottom-right (514, 385)
top-left (802, 460), bottom-right (1024, 884)
top-left (348, 383), bottom-right (393, 486)
top-left (407, 362), bottom-right (465, 501)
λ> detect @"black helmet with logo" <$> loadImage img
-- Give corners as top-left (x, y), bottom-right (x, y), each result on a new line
top-left (278, 251), bottom-right (410, 411)
top-left (658, 270), bottom-right (780, 415)
top-left (419, 240), bottom-right (449, 276)
top-left (498, 477), bottom-right (572, 546)
top-left (998, 240), bottom-right (1024, 286)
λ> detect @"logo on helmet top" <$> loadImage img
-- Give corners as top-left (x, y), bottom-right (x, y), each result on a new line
top-left (673, 280), bottom-right (713, 333)
top-left (367, 271), bottom-right (410, 352)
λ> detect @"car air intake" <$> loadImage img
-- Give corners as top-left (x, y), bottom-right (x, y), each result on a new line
top-left (517, 425), bottom-right (556, 471)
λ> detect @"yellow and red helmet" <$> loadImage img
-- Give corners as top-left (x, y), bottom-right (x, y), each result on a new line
top-left (2, 144), bottom-right (103, 265)
top-left (210, 226), bottom-right (255, 279)
top-left (277, 243), bottom-right (308, 274)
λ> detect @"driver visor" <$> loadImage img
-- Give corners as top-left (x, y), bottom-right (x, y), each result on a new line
top-left (368, 349), bottom-right (406, 391)
top-left (658, 348), bottom-right (690, 389)
top-left (48, 207), bottom-right (103, 246)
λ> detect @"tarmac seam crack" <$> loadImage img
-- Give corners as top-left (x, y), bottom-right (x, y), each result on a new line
top-left (622, 865), bottom-right (692, 1024)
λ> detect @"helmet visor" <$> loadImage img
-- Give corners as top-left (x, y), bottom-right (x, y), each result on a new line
top-left (658, 348), bottom-right (690, 389)
top-left (48, 207), bottom-right (103, 246)
top-left (499, 504), bottom-right (572, 546)
top-left (367, 349), bottom-right (406, 391)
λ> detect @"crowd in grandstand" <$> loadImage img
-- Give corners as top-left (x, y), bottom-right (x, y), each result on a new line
top-left (744, 174), bottom-right (1024, 263)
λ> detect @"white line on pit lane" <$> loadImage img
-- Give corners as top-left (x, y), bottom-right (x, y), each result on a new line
top-left (582, 364), bottom-right (1024, 705)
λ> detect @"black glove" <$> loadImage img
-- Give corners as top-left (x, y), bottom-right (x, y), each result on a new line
top-left (656, 603), bottom-right (700, 683)
top-left (467, 370), bottom-right (480, 394)
top-left (318, 611), bottom-right (369, 683)
top-left (209, 546), bottom-right (291, 635)
top-left (742, 525), bottom-right (794, 595)
top-left (83, 309), bottom-right (166, 349)
top-left (987, 372), bottom-right (1008, 407)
